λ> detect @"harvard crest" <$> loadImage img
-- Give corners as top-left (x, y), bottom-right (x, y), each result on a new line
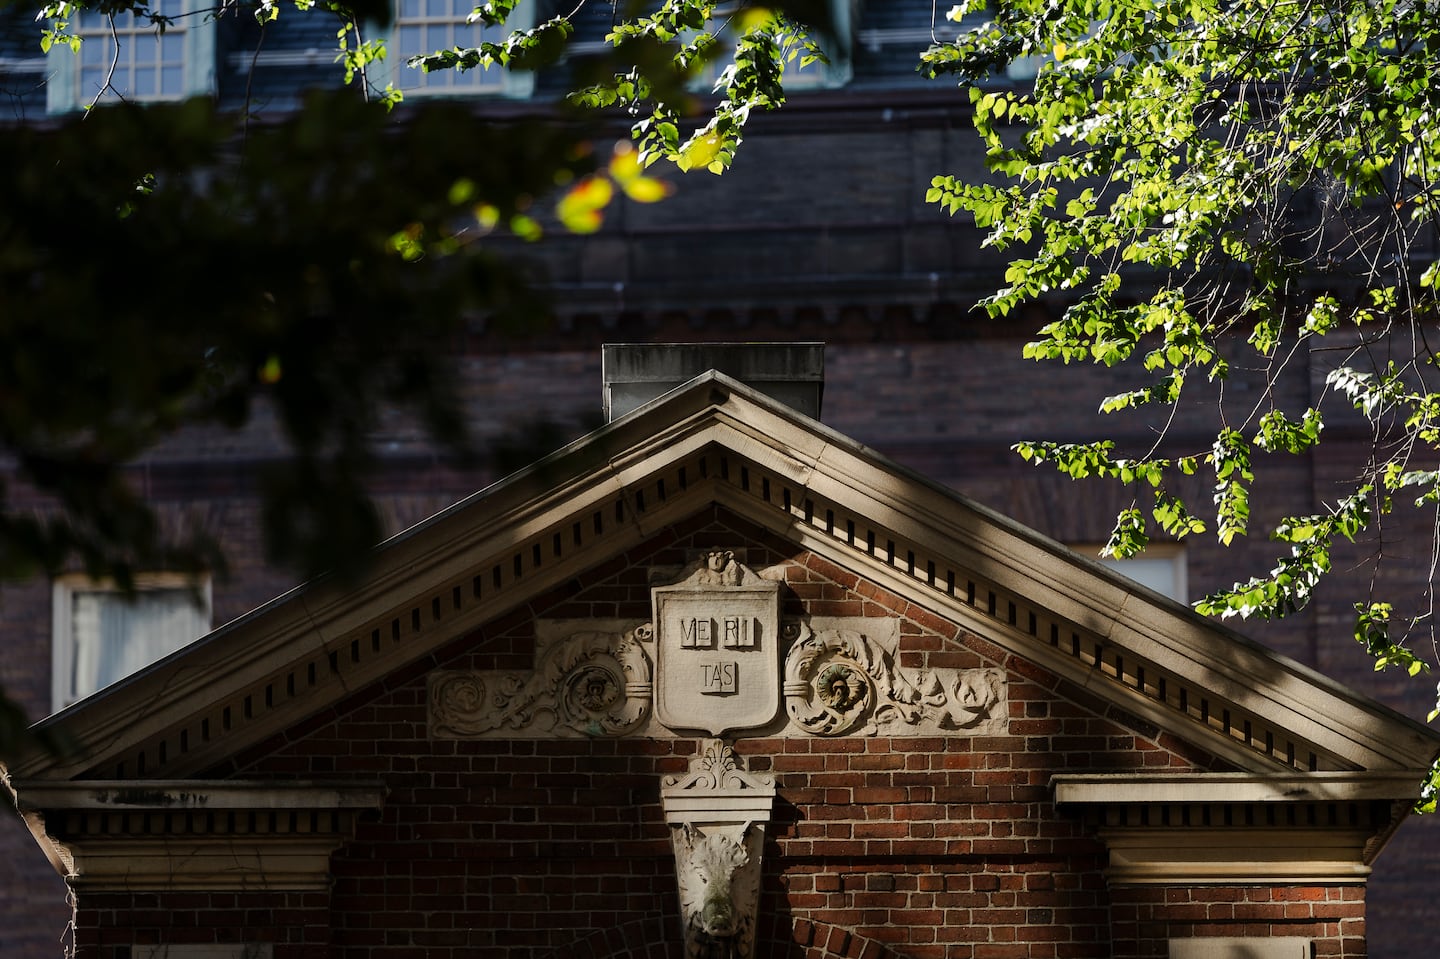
top-left (652, 549), bottom-right (781, 735)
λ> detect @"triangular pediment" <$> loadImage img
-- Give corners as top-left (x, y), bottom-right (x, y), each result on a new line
top-left (8, 373), bottom-right (1437, 791)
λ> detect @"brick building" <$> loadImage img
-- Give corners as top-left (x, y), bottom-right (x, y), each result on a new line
top-left (6, 372), bottom-right (1438, 959)
top-left (3, 1), bottom-right (1440, 957)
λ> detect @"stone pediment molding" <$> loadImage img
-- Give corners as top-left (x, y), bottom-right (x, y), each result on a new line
top-left (10, 373), bottom-right (1436, 802)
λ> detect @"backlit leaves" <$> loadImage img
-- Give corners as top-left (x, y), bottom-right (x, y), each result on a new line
top-left (937, 0), bottom-right (1440, 770)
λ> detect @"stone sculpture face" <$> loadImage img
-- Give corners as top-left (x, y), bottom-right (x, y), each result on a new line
top-left (679, 827), bottom-right (750, 940)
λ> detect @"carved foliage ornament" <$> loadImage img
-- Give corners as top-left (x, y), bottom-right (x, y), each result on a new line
top-left (783, 625), bottom-right (1003, 737)
top-left (430, 628), bottom-right (651, 738)
top-left (661, 737), bottom-right (775, 794)
top-left (427, 547), bottom-right (1007, 740)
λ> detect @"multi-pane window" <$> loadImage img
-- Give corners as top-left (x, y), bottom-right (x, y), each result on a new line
top-left (45, 0), bottom-right (214, 113)
top-left (75, 8), bottom-right (188, 103)
top-left (52, 574), bottom-right (212, 712)
top-left (385, 0), bottom-right (534, 97)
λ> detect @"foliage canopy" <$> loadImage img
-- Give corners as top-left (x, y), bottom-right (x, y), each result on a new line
top-left (922, 0), bottom-right (1440, 805)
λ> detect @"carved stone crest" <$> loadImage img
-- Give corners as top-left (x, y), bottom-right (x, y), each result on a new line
top-left (425, 546), bottom-right (1008, 740)
top-left (652, 551), bottom-right (781, 736)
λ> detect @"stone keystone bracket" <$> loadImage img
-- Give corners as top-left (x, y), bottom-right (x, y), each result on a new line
top-left (661, 740), bottom-right (776, 958)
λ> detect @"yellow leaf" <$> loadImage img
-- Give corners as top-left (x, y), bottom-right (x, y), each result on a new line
top-left (561, 208), bottom-right (603, 233)
top-left (734, 7), bottom-right (775, 35)
top-left (679, 134), bottom-right (724, 173)
top-left (556, 176), bottom-right (614, 234)
top-left (609, 143), bottom-right (643, 183)
top-left (610, 142), bottom-right (672, 201)
top-left (620, 176), bottom-right (670, 203)
top-left (510, 214), bottom-right (542, 241)
top-left (574, 176), bottom-right (614, 207)
top-left (259, 355), bottom-right (283, 385)
top-left (448, 178), bottom-right (475, 205)
top-left (1053, 42), bottom-right (1068, 61)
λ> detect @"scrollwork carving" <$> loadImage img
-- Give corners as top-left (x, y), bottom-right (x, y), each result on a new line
top-left (430, 628), bottom-right (652, 738)
top-left (429, 616), bottom-right (1003, 740)
top-left (783, 628), bottom-right (1004, 736)
top-left (662, 738), bottom-right (774, 792)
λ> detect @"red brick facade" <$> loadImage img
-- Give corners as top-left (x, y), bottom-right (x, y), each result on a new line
top-left (11, 374), bottom-right (1435, 959)
top-left (1109, 886), bottom-right (1366, 959)
top-left (51, 507), bottom-right (1401, 959)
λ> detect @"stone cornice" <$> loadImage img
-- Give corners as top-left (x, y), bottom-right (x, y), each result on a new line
top-left (1050, 771), bottom-right (1416, 884)
top-left (10, 780), bottom-right (386, 891)
top-left (1052, 772), bottom-right (1429, 805)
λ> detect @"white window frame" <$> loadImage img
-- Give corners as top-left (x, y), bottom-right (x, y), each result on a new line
top-left (51, 571), bottom-right (212, 712)
top-left (375, 0), bottom-right (536, 99)
top-left (45, 0), bottom-right (215, 114)
top-left (1079, 542), bottom-right (1188, 603)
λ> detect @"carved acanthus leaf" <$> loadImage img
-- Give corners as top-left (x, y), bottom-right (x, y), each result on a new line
top-left (430, 628), bottom-right (652, 738)
top-left (783, 628), bottom-right (1005, 736)
top-left (662, 739), bottom-right (775, 792)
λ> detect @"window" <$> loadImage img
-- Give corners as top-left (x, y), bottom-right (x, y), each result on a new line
top-left (45, 0), bottom-right (215, 113)
top-left (1086, 544), bottom-right (1188, 603)
top-left (52, 573), bottom-right (212, 712)
top-left (684, 0), bottom-right (855, 93)
top-left (378, 0), bottom-right (535, 98)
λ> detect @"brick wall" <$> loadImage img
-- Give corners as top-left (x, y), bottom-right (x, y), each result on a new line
top-left (57, 509), bottom-right (1334, 959)
top-left (69, 890), bottom-right (331, 959)
top-left (1110, 886), bottom-right (1366, 959)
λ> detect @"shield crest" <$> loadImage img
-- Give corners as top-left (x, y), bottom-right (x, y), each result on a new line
top-left (652, 550), bottom-right (781, 735)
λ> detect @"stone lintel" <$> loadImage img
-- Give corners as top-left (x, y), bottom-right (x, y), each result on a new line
top-left (1098, 828), bottom-right (1375, 885)
top-left (62, 836), bottom-right (361, 891)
